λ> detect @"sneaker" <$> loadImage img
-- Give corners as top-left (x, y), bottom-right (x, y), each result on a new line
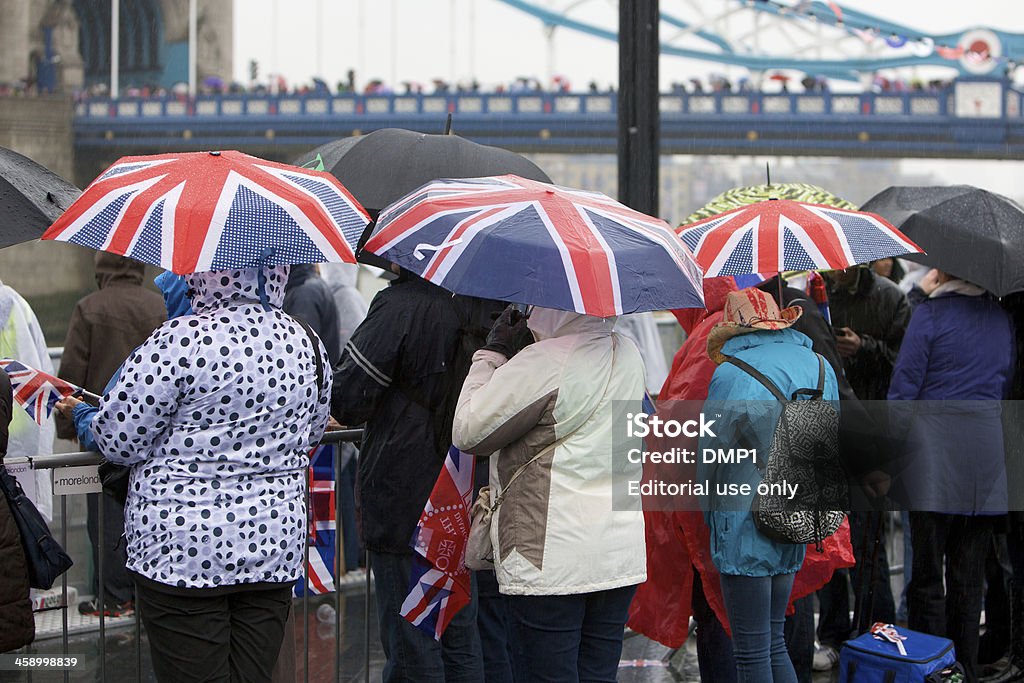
top-left (77, 599), bottom-right (134, 618)
top-left (813, 645), bottom-right (840, 671)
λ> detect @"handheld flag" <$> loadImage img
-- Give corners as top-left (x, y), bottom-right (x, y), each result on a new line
top-left (400, 446), bottom-right (475, 640)
top-left (295, 444), bottom-right (338, 596)
top-left (0, 359), bottom-right (88, 425)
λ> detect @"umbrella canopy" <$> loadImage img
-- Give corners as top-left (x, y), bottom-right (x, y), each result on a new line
top-left (43, 150), bottom-right (368, 274)
top-left (682, 182), bottom-right (858, 224)
top-left (860, 185), bottom-right (1024, 296)
top-left (0, 146), bottom-right (80, 249)
top-left (677, 199), bottom-right (923, 277)
top-left (293, 128), bottom-right (551, 214)
top-left (363, 175), bottom-right (705, 317)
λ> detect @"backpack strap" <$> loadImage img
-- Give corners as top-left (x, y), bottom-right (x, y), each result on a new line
top-left (722, 354), bottom-right (788, 403)
top-left (791, 354), bottom-right (826, 401)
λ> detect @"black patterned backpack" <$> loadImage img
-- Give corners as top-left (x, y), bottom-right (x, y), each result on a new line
top-left (723, 353), bottom-right (847, 548)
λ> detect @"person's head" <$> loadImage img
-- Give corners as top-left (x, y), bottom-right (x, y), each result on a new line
top-left (94, 252), bottom-right (146, 289)
top-left (526, 307), bottom-right (615, 342)
top-left (706, 287), bottom-right (803, 364)
top-left (824, 265), bottom-right (862, 288)
top-left (871, 258), bottom-right (894, 279)
top-left (184, 265), bottom-right (290, 313)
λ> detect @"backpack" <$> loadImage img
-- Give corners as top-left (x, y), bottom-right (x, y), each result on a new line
top-left (723, 352), bottom-right (847, 547)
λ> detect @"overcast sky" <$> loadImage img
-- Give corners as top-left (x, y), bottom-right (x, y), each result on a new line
top-left (233, 0), bottom-right (1023, 90)
top-left (233, 1), bottom-right (1024, 199)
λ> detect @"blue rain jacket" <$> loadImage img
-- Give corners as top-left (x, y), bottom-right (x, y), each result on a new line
top-left (699, 327), bottom-right (839, 577)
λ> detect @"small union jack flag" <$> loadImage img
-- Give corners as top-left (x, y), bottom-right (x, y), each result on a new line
top-left (365, 175), bottom-right (704, 317)
top-left (295, 444), bottom-right (337, 596)
top-left (0, 359), bottom-right (81, 425)
top-left (400, 446), bottom-right (476, 640)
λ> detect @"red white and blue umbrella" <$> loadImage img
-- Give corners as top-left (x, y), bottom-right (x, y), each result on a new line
top-left (43, 150), bottom-right (369, 274)
top-left (363, 175), bottom-right (704, 317)
top-left (676, 199), bottom-right (923, 277)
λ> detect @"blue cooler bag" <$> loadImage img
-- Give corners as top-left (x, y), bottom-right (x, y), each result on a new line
top-left (839, 626), bottom-right (957, 683)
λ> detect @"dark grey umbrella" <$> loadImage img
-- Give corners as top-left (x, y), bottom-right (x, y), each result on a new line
top-left (0, 146), bottom-right (80, 249)
top-left (292, 128), bottom-right (551, 215)
top-left (860, 185), bottom-right (1024, 296)
top-left (293, 128), bottom-right (550, 268)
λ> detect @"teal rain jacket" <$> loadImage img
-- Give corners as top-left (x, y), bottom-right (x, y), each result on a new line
top-left (699, 327), bottom-right (839, 577)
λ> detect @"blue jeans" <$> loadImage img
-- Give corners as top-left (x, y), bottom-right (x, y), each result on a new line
top-left (370, 550), bottom-right (483, 683)
top-left (506, 584), bottom-right (637, 683)
top-left (720, 573), bottom-right (798, 683)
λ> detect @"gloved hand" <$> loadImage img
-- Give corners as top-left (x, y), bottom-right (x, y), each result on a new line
top-left (482, 305), bottom-right (533, 358)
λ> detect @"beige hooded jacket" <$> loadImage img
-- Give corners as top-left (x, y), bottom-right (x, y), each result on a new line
top-left (453, 308), bottom-right (647, 595)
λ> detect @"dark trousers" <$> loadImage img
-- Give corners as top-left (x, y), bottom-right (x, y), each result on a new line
top-left (370, 550), bottom-right (483, 683)
top-left (86, 491), bottom-right (133, 604)
top-left (338, 453), bottom-right (360, 571)
top-left (817, 510), bottom-right (896, 646)
top-left (475, 570), bottom-right (513, 683)
top-left (908, 512), bottom-right (996, 683)
top-left (693, 568), bottom-right (737, 683)
top-left (506, 584), bottom-right (637, 683)
top-left (135, 581), bottom-right (292, 683)
top-left (785, 595), bottom-right (815, 683)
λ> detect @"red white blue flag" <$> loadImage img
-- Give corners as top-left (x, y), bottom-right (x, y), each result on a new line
top-left (296, 444), bottom-right (337, 596)
top-left (400, 446), bottom-right (476, 640)
top-left (0, 359), bottom-right (80, 425)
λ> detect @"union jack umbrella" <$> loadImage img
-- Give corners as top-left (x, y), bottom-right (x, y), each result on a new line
top-left (676, 199), bottom-right (923, 278)
top-left (43, 150), bottom-right (369, 274)
top-left (0, 359), bottom-right (96, 425)
top-left (363, 175), bottom-right (705, 317)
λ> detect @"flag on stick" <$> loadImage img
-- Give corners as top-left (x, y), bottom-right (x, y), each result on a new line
top-left (400, 446), bottom-right (475, 640)
top-left (0, 358), bottom-right (93, 425)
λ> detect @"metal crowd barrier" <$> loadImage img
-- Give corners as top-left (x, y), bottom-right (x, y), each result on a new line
top-left (5, 428), bottom-right (369, 683)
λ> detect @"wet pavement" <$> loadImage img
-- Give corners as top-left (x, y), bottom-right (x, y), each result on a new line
top-left (5, 587), bottom-right (844, 682)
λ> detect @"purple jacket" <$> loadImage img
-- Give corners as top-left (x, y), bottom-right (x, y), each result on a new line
top-left (888, 291), bottom-right (1014, 513)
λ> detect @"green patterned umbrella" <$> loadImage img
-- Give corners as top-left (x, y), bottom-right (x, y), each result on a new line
top-left (681, 182), bottom-right (858, 226)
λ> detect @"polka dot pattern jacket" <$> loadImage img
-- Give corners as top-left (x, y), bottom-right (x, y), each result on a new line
top-left (92, 266), bottom-right (332, 589)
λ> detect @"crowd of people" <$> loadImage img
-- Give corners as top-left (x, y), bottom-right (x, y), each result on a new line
top-left (0, 178), bottom-right (1020, 683)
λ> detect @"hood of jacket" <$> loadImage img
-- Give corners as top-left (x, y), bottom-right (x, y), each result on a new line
top-left (718, 325), bottom-right (813, 358)
top-left (154, 271), bottom-right (193, 318)
top-left (527, 307), bottom-right (616, 341)
top-left (672, 277), bottom-right (738, 336)
top-left (286, 263), bottom-right (318, 291)
top-left (184, 265), bottom-right (289, 314)
top-left (95, 252), bottom-right (146, 289)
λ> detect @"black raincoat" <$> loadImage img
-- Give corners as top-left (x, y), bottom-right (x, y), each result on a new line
top-left (331, 273), bottom-right (501, 553)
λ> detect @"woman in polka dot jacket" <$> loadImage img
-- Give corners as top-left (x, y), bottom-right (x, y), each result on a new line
top-left (90, 265), bottom-right (332, 682)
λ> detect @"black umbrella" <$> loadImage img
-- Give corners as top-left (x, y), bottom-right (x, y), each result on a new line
top-left (860, 185), bottom-right (1024, 296)
top-left (293, 128), bottom-right (551, 268)
top-left (292, 128), bottom-right (551, 215)
top-left (0, 147), bottom-right (80, 249)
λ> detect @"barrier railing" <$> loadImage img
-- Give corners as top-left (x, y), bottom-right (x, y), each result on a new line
top-left (6, 427), bottom-right (368, 683)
